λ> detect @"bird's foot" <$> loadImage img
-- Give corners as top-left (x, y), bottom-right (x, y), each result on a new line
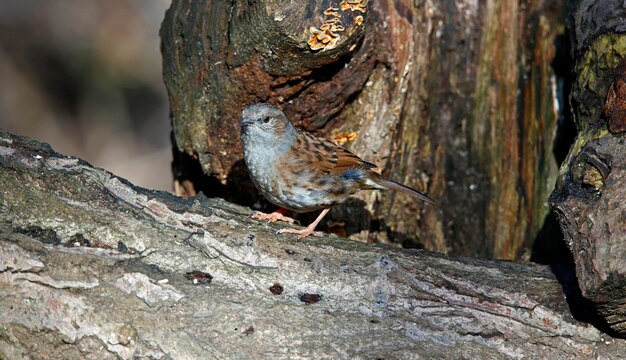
top-left (275, 208), bottom-right (330, 239)
top-left (277, 227), bottom-right (324, 239)
top-left (251, 211), bottom-right (296, 224)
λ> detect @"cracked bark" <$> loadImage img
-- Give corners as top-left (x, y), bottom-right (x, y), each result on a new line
top-left (1, 131), bottom-right (625, 358)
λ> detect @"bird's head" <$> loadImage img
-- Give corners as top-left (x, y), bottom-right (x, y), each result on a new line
top-left (240, 103), bottom-right (296, 148)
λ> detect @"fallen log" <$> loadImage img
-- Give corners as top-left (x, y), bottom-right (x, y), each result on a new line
top-left (0, 130), bottom-right (624, 358)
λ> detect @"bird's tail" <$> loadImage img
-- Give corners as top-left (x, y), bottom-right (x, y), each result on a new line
top-left (367, 173), bottom-right (437, 206)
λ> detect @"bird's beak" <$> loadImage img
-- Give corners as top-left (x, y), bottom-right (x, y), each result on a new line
top-left (239, 117), bottom-right (253, 127)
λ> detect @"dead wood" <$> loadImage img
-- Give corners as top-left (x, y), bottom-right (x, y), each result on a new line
top-left (1, 130), bottom-right (624, 358)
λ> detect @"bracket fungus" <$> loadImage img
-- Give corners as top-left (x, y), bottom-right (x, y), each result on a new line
top-left (308, 27), bottom-right (341, 51)
top-left (308, 6), bottom-right (343, 51)
top-left (333, 131), bottom-right (358, 146)
top-left (340, 0), bottom-right (368, 13)
top-left (307, 3), bottom-right (367, 52)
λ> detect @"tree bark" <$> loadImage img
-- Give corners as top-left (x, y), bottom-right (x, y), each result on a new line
top-left (160, 0), bottom-right (563, 259)
top-left (549, 0), bottom-right (626, 337)
top-left (1, 131), bottom-right (625, 358)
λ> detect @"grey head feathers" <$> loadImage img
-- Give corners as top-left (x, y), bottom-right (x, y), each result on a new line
top-left (240, 103), bottom-right (296, 152)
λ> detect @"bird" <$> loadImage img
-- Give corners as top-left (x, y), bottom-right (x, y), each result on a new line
top-left (239, 103), bottom-right (436, 238)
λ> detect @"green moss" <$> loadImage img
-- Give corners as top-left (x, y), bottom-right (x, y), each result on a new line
top-left (557, 127), bottom-right (610, 178)
top-left (574, 33), bottom-right (626, 131)
top-left (560, 33), bottom-right (626, 178)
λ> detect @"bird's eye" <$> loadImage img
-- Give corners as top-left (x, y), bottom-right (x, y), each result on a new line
top-left (262, 116), bottom-right (270, 123)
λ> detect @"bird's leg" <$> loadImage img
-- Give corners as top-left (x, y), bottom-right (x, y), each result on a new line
top-left (251, 208), bottom-right (296, 224)
top-left (277, 208), bottom-right (331, 239)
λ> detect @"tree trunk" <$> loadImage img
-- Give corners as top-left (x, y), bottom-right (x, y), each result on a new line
top-left (550, 0), bottom-right (626, 337)
top-left (160, 0), bottom-right (563, 259)
top-left (1, 129), bottom-right (624, 359)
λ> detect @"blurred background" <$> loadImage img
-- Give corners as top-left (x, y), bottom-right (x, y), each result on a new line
top-left (0, 0), bottom-right (173, 191)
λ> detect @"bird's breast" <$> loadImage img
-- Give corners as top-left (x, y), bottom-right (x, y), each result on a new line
top-left (244, 148), bottom-right (277, 189)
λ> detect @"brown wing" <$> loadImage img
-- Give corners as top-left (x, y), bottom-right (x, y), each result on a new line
top-left (296, 128), bottom-right (377, 176)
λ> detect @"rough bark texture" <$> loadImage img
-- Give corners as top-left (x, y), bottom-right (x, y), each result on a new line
top-left (2, 131), bottom-right (625, 358)
top-left (160, 0), bottom-right (563, 259)
top-left (550, 0), bottom-right (626, 336)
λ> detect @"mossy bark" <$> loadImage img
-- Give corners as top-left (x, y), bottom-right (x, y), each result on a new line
top-left (550, 0), bottom-right (626, 336)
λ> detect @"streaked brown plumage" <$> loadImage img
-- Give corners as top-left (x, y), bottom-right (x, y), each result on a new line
top-left (240, 103), bottom-right (436, 238)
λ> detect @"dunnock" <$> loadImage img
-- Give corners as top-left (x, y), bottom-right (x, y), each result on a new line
top-left (240, 103), bottom-right (436, 238)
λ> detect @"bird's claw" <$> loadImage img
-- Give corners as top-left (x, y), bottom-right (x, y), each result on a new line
top-left (251, 211), bottom-right (296, 224)
top-left (276, 227), bottom-right (324, 239)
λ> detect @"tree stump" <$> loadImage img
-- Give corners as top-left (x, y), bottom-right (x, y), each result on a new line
top-left (160, 0), bottom-right (564, 258)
